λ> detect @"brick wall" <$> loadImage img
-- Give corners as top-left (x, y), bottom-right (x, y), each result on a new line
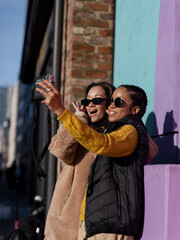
top-left (61, 0), bottom-right (115, 111)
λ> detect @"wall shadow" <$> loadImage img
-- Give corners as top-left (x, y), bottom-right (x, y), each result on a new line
top-left (145, 110), bottom-right (179, 164)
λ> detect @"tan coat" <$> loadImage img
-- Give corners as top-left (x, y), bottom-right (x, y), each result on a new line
top-left (44, 113), bottom-right (96, 240)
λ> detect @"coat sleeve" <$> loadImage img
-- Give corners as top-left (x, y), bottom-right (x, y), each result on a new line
top-left (49, 111), bottom-right (88, 165)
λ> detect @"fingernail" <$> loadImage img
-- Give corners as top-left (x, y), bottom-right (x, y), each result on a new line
top-left (38, 82), bottom-right (42, 85)
top-left (44, 80), bottom-right (48, 82)
top-left (36, 88), bottom-right (39, 90)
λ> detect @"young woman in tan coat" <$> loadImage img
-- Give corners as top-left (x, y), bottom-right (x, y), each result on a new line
top-left (44, 82), bottom-right (115, 240)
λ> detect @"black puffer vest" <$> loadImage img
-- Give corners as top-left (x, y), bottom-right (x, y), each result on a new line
top-left (85, 115), bottom-right (149, 239)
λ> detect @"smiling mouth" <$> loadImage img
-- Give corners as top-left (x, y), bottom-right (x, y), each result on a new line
top-left (90, 110), bottom-right (98, 114)
top-left (107, 110), bottom-right (116, 116)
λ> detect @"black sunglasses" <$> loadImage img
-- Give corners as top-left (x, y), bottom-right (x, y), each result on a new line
top-left (81, 97), bottom-right (106, 106)
top-left (106, 97), bottom-right (124, 107)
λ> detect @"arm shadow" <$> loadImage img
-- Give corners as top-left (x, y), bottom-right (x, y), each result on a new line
top-left (145, 110), bottom-right (179, 164)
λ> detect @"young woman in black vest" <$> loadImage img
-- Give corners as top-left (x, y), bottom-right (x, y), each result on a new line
top-left (36, 83), bottom-right (157, 240)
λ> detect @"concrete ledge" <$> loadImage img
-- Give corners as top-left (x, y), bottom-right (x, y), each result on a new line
top-left (141, 165), bottom-right (180, 240)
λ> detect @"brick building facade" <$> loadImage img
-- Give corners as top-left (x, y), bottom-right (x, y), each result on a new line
top-left (36, 0), bottom-right (115, 110)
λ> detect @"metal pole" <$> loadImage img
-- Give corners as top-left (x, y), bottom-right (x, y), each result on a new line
top-left (45, 0), bottom-right (64, 215)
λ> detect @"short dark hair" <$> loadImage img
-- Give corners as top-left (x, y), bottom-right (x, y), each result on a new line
top-left (119, 84), bottom-right (148, 118)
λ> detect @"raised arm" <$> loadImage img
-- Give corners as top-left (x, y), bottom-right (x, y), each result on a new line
top-left (58, 109), bottom-right (138, 157)
top-left (36, 81), bottom-right (138, 158)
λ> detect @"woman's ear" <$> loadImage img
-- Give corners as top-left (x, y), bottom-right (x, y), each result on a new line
top-left (131, 106), bottom-right (140, 115)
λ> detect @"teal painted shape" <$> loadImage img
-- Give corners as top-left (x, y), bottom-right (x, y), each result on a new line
top-left (113, 0), bottom-right (160, 132)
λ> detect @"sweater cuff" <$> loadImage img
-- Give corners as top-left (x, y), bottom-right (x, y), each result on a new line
top-left (57, 108), bottom-right (69, 121)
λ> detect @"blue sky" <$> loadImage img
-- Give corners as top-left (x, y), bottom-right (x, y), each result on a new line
top-left (0, 0), bottom-right (27, 87)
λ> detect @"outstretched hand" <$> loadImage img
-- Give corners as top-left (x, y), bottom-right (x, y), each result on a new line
top-left (36, 80), bottom-right (65, 116)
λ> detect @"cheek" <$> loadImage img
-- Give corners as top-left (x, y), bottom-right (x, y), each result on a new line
top-left (118, 108), bottom-right (131, 118)
top-left (98, 105), bottom-right (106, 114)
top-left (116, 109), bottom-right (126, 119)
top-left (86, 106), bottom-right (90, 112)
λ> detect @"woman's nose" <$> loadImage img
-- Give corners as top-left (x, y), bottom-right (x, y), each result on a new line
top-left (108, 103), bottom-right (115, 110)
top-left (109, 101), bottom-right (116, 108)
top-left (88, 101), bottom-right (95, 107)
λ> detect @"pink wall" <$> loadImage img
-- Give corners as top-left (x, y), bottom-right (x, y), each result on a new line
top-left (142, 1), bottom-right (180, 239)
top-left (154, 0), bottom-right (180, 152)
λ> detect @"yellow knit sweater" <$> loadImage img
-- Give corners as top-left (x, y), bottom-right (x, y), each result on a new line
top-left (57, 109), bottom-right (138, 221)
top-left (58, 109), bottom-right (138, 157)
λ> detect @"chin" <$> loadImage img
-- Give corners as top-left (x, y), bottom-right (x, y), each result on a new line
top-left (90, 118), bottom-right (97, 123)
top-left (108, 117), bottom-right (114, 123)
top-left (109, 116), bottom-right (120, 122)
